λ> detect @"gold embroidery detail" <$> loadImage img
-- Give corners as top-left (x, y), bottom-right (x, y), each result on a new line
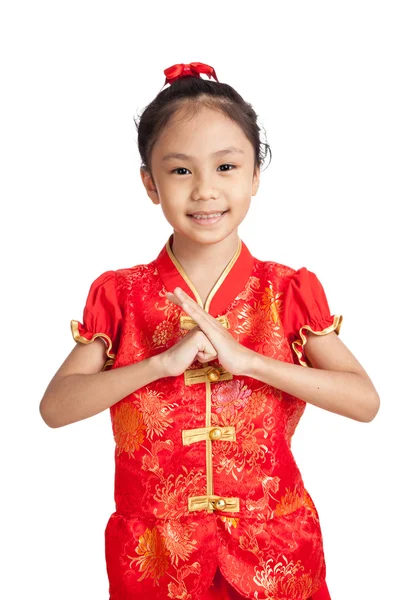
top-left (205, 376), bottom-right (213, 505)
top-left (181, 425), bottom-right (236, 445)
top-left (220, 516), bottom-right (239, 529)
top-left (165, 236), bottom-right (242, 515)
top-left (70, 319), bottom-right (115, 371)
top-left (180, 314), bottom-right (230, 330)
top-left (184, 365), bottom-right (233, 385)
top-left (188, 495), bottom-right (240, 513)
top-left (128, 526), bottom-right (170, 582)
top-left (274, 487), bottom-right (306, 517)
top-left (293, 314), bottom-right (343, 367)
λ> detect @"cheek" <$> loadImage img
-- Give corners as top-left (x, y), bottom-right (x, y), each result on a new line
top-left (229, 187), bottom-right (252, 208)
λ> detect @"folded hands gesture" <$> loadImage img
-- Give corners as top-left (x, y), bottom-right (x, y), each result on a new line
top-left (165, 287), bottom-right (253, 377)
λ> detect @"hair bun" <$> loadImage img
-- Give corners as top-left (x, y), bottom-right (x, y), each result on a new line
top-left (163, 62), bottom-right (219, 87)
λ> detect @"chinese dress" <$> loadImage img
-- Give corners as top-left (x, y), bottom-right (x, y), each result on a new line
top-left (70, 234), bottom-right (343, 600)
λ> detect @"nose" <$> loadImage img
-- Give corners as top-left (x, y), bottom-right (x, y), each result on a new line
top-left (191, 175), bottom-right (219, 202)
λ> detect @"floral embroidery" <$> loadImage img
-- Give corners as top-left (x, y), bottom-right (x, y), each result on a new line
top-left (221, 516), bottom-right (240, 533)
top-left (253, 555), bottom-right (315, 598)
top-left (213, 379), bottom-right (252, 419)
top-left (152, 318), bottom-right (177, 346)
top-left (234, 300), bottom-right (282, 344)
top-left (133, 387), bottom-right (177, 439)
top-left (153, 466), bottom-right (205, 519)
top-left (234, 275), bottom-right (261, 302)
top-left (261, 280), bottom-right (284, 324)
top-left (274, 487), bottom-right (305, 517)
top-left (214, 419), bottom-right (269, 480)
top-left (303, 489), bottom-right (320, 523)
top-left (141, 439), bottom-right (174, 478)
top-left (238, 521), bottom-right (264, 555)
top-left (245, 387), bottom-right (275, 418)
top-left (158, 520), bottom-right (198, 566)
top-left (113, 404), bottom-right (146, 457)
top-left (245, 474), bottom-right (280, 516)
top-left (167, 562), bottom-right (201, 599)
top-left (128, 526), bottom-right (170, 583)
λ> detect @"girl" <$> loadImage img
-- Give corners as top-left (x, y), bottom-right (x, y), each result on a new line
top-left (39, 61), bottom-right (380, 600)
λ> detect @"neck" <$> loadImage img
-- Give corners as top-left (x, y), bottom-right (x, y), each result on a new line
top-left (170, 230), bottom-right (240, 275)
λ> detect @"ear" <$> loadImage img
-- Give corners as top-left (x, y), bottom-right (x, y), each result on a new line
top-left (140, 167), bottom-right (160, 205)
top-left (252, 165), bottom-right (260, 196)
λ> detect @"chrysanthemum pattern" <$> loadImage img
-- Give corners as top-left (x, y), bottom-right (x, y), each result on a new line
top-left (132, 388), bottom-right (177, 439)
top-left (253, 555), bottom-right (315, 599)
top-left (113, 404), bottom-right (146, 457)
top-left (128, 526), bottom-right (170, 583)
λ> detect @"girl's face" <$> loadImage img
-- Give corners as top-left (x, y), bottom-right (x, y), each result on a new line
top-left (141, 105), bottom-right (260, 245)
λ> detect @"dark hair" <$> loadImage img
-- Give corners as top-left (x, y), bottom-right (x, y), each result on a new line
top-left (134, 75), bottom-right (272, 177)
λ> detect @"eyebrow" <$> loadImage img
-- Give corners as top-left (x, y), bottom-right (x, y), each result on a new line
top-left (162, 146), bottom-right (245, 162)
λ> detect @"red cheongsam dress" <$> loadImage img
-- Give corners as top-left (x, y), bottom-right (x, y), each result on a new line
top-left (70, 234), bottom-right (343, 600)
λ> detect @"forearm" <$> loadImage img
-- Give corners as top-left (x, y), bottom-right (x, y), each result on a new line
top-left (244, 350), bottom-right (379, 423)
top-left (41, 355), bottom-right (166, 428)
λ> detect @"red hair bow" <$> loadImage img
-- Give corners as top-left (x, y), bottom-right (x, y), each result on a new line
top-left (162, 62), bottom-right (219, 88)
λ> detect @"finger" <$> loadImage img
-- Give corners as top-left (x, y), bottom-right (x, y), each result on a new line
top-left (197, 347), bottom-right (218, 362)
top-left (197, 334), bottom-right (217, 358)
top-left (197, 351), bottom-right (217, 363)
top-left (166, 291), bottom-right (183, 307)
top-left (173, 288), bottom-right (221, 336)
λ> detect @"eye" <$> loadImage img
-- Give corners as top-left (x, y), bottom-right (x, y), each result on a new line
top-left (170, 167), bottom-right (190, 175)
top-left (218, 164), bottom-right (236, 172)
top-left (170, 164), bottom-right (236, 175)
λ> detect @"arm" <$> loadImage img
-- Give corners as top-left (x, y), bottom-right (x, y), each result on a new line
top-left (244, 331), bottom-right (380, 423)
top-left (39, 340), bottom-right (167, 429)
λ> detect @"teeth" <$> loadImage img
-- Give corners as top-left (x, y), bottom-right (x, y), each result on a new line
top-left (191, 212), bottom-right (225, 219)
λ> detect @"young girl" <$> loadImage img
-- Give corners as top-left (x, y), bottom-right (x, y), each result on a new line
top-left (40, 61), bottom-right (380, 600)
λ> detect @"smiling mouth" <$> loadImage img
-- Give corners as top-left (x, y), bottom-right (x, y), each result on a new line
top-left (188, 210), bottom-right (229, 219)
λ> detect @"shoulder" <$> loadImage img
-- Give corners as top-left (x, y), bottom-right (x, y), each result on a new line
top-left (253, 257), bottom-right (299, 287)
top-left (114, 258), bottom-right (157, 280)
top-left (252, 258), bottom-right (325, 301)
top-left (112, 259), bottom-right (159, 296)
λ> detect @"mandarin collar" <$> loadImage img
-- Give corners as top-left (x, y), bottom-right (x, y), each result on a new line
top-left (154, 234), bottom-right (254, 318)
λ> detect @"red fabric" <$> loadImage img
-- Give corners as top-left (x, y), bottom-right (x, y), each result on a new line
top-left (200, 568), bottom-right (331, 600)
top-left (281, 267), bottom-right (340, 367)
top-left (70, 270), bottom-right (123, 368)
top-left (71, 236), bottom-right (339, 599)
top-left (200, 567), bottom-right (251, 599)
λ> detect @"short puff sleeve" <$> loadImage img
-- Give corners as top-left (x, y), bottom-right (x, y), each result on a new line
top-left (282, 267), bottom-right (343, 367)
top-left (70, 270), bottom-right (123, 371)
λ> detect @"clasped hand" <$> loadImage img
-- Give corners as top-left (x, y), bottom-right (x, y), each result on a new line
top-left (165, 287), bottom-right (252, 377)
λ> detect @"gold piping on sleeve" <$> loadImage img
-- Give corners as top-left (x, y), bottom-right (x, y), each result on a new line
top-left (70, 320), bottom-right (115, 370)
top-left (292, 314), bottom-right (343, 367)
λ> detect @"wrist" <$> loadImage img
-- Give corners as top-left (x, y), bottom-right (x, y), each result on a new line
top-left (149, 353), bottom-right (169, 380)
top-left (241, 349), bottom-right (265, 380)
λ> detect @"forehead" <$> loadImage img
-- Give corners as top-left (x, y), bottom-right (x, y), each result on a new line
top-left (153, 105), bottom-right (253, 158)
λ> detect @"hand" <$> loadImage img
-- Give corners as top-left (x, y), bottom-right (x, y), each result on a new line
top-left (158, 324), bottom-right (218, 378)
top-left (166, 287), bottom-right (253, 376)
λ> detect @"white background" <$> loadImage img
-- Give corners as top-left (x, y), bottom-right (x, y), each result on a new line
top-left (1, 1), bottom-right (398, 598)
